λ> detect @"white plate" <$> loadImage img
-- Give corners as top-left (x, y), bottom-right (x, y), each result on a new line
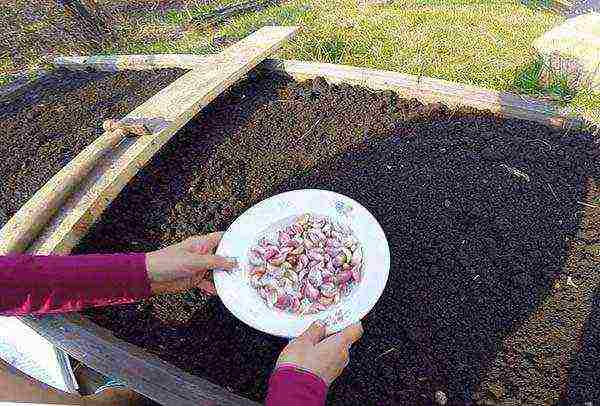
top-left (214, 189), bottom-right (390, 338)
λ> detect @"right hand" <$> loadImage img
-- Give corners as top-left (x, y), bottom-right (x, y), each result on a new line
top-left (275, 321), bottom-right (363, 385)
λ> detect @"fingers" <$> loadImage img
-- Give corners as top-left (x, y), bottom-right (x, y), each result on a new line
top-left (190, 254), bottom-right (238, 271)
top-left (321, 322), bottom-right (363, 349)
top-left (339, 322), bottom-right (363, 346)
top-left (197, 279), bottom-right (217, 296)
top-left (185, 233), bottom-right (224, 254)
top-left (296, 320), bottom-right (327, 345)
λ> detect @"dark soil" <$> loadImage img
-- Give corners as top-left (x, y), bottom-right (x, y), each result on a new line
top-left (75, 70), bottom-right (600, 405)
top-left (0, 67), bottom-right (186, 227)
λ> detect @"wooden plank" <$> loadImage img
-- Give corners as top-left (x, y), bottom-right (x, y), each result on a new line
top-left (0, 68), bottom-right (52, 102)
top-left (20, 313), bottom-right (258, 406)
top-left (262, 59), bottom-right (585, 130)
top-left (54, 54), bottom-right (213, 71)
top-left (26, 26), bottom-right (297, 255)
top-left (0, 132), bottom-right (124, 255)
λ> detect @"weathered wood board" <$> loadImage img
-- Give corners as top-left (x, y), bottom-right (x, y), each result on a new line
top-left (54, 54), bottom-right (213, 71)
top-left (263, 59), bottom-right (585, 130)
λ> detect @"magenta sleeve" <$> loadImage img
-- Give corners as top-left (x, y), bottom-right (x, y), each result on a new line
top-left (265, 365), bottom-right (328, 406)
top-left (0, 253), bottom-right (151, 316)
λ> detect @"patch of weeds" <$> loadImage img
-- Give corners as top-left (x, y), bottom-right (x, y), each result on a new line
top-left (218, 1), bottom-right (311, 41)
top-left (514, 58), bottom-right (577, 103)
top-left (165, 4), bottom-right (215, 25)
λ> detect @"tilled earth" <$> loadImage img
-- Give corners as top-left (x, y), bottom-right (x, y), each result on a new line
top-left (75, 71), bottom-right (600, 405)
top-left (0, 67), bottom-right (186, 227)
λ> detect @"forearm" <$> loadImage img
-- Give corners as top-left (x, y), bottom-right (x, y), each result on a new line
top-left (0, 253), bottom-right (151, 316)
top-left (265, 365), bottom-right (328, 406)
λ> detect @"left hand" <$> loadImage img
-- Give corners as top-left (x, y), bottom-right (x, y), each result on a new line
top-left (145, 232), bottom-right (238, 295)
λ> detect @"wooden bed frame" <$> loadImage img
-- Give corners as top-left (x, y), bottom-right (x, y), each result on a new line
top-left (0, 26), bottom-right (591, 405)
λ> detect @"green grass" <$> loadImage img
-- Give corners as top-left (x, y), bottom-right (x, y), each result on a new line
top-left (2, 0), bottom-right (599, 129)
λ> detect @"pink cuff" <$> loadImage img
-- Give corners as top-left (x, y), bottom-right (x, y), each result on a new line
top-left (265, 364), bottom-right (328, 406)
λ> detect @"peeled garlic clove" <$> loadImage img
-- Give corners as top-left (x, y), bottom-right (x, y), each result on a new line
top-left (333, 292), bottom-right (341, 304)
top-left (304, 239), bottom-right (315, 250)
top-left (341, 248), bottom-right (353, 264)
top-left (281, 261), bottom-right (293, 270)
top-left (351, 247), bottom-right (362, 266)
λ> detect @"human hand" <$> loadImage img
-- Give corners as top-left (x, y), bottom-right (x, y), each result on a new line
top-left (145, 232), bottom-right (237, 295)
top-left (275, 321), bottom-right (363, 385)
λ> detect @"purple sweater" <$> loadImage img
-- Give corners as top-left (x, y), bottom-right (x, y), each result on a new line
top-left (0, 253), bottom-right (327, 406)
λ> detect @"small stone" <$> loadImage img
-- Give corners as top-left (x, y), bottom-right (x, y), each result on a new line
top-left (434, 390), bottom-right (448, 405)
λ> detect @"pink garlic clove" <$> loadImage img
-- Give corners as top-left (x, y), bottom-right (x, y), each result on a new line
top-left (268, 253), bottom-right (286, 266)
top-left (263, 247), bottom-right (279, 261)
top-left (320, 282), bottom-right (337, 297)
top-left (259, 238), bottom-right (272, 248)
top-left (325, 238), bottom-right (341, 248)
top-left (308, 268), bottom-right (323, 287)
top-left (298, 268), bottom-right (309, 282)
top-left (299, 254), bottom-right (310, 266)
top-left (333, 292), bottom-right (341, 304)
top-left (308, 250), bottom-right (324, 262)
top-left (303, 281), bottom-right (320, 300)
top-left (286, 239), bottom-right (301, 248)
top-left (291, 245), bottom-right (305, 255)
top-left (275, 294), bottom-right (292, 309)
top-left (304, 239), bottom-right (315, 250)
top-left (326, 261), bottom-right (337, 274)
top-left (278, 231), bottom-right (291, 245)
top-left (351, 266), bottom-right (362, 282)
top-left (336, 270), bottom-right (353, 285)
top-left (248, 250), bottom-right (264, 266)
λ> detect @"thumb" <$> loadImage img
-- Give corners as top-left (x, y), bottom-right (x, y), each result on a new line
top-left (189, 254), bottom-right (238, 271)
top-left (296, 320), bottom-right (327, 345)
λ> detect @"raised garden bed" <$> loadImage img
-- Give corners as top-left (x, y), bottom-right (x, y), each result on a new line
top-left (0, 68), bottom-right (186, 227)
top-left (70, 69), bottom-right (599, 405)
top-left (2, 27), bottom-right (598, 405)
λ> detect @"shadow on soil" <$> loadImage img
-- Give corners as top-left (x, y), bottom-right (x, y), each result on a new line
top-left (563, 285), bottom-right (600, 404)
top-left (78, 72), bottom-right (599, 405)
